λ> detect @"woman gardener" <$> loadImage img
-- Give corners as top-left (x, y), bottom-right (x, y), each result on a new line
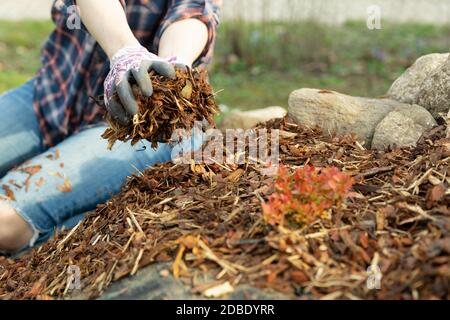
top-left (0, 0), bottom-right (221, 252)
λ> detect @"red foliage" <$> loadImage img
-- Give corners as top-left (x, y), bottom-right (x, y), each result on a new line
top-left (262, 165), bottom-right (354, 227)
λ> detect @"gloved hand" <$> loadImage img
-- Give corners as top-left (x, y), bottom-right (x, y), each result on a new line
top-left (104, 45), bottom-right (177, 125)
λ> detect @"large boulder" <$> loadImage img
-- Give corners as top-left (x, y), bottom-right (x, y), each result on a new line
top-left (416, 55), bottom-right (450, 117)
top-left (388, 53), bottom-right (450, 117)
top-left (288, 88), bottom-right (436, 149)
top-left (219, 106), bottom-right (287, 129)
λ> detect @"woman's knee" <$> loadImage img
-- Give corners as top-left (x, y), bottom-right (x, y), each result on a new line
top-left (0, 202), bottom-right (34, 252)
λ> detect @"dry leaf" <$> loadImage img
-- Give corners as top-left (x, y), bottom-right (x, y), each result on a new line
top-left (225, 168), bottom-right (244, 183)
top-left (291, 270), bottom-right (309, 284)
top-left (26, 275), bottom-right (47, 297)
top-left (266, 271), bottom-right (277, 284)
top-left (427, 184), bottom-right (446, 203)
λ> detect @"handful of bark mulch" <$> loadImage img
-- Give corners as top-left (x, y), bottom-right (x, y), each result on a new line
top-left (101, 68), bottom-right (220, 149)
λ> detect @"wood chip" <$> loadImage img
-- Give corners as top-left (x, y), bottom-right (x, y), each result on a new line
top-left (203, 281), bottom-right (234, 298)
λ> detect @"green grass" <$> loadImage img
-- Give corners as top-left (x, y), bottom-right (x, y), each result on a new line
top-left (0, 19), bottom-right (449, 109)
top-left (210, 20), bottom-right (450, 108)
top-left (0, 20), bottom-right (53, 92)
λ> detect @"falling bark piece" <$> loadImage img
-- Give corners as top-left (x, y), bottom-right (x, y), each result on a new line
top-left (8, 179), bottom-right (22, 189)
top-left (2, 185), bottom-right (16, 201)
top-left (49, 171), bottom-right (64, 178)
top-left (45, 149), bottom-right (60, 161)
top-left (35, 177), bottom-right (46, 188)
top-left (19, 165), bottom-right (42, 176)
top-left (56, 177), bottom-right (72, 193)
top-left (24, 175), bottom-right (34, 192)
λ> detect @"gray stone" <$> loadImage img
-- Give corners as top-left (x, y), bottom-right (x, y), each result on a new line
top-left (388, 53), bottom-right (449, 104)
top-left (287, 88), bottom-right (436, 148)
top-left (220, 106), bottom-right (287, 129)
top-left (388, 53), bottom-right (450, 117)
top-left (372, 111), bottom-right (425, 150)
top-left (416, 55), bottom-right (450, 117)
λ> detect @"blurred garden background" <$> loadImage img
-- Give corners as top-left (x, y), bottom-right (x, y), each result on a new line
top-left (0, 0), bottom-right (449, 110)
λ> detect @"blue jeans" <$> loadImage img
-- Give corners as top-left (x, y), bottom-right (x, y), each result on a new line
top-left (0, 80), bottom-right (201, 249)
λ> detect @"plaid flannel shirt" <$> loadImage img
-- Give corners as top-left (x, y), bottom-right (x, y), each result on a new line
top-left (33, 0), bottom-right (221, 147)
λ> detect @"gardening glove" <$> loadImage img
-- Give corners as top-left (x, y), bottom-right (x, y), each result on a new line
top-left (104, 45), bottom-right (177, 125)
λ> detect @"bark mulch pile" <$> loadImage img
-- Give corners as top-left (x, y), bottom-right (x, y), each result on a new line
top-left (101, 68), bottom-right (219, 149)
top-left (0, 118), bottom-right (449, 300)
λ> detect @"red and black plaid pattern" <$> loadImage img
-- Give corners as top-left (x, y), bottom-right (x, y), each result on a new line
top-left (33, 0), bottom-right (221, 147)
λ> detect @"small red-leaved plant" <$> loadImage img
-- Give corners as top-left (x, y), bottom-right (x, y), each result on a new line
top-left (262, 165), bottom-right (354, 227)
